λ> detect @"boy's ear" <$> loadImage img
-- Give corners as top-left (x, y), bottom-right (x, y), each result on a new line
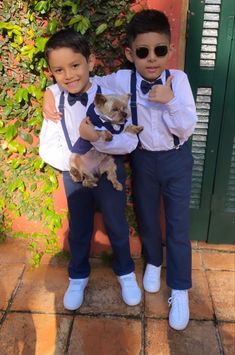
top-left (168, 43), bottom-right (174, 60)
top-left (94, 93), bottom-right (107, 107)
top-left (88, 53), bottom-right (96, 72)
top-left (125, 47), bottom-right (134, 63)
top-left (47, 66), bottom-right (54, 78)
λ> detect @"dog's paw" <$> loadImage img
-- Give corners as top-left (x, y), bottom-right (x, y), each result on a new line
top-left (103, 131), bottom-right (113, 142)
top-left (125, 124), bottom-right (144, 134)
top-left (70, 168), bottom-right (83, 182)
top-left (113, 182), bottom-right (123, 191)
top-left (83, 178), bottom-right (98, 188)
top-left (97, 130), bottom-right (113, 142)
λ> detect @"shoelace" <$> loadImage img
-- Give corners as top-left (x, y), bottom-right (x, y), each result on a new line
top-left (168, 290), bottom-right (187, 307)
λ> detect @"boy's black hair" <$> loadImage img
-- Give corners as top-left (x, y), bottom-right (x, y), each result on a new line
top-left (45, 28), bottom-right (91, 63)
top-left (126, 9), bottom-right (171, 46)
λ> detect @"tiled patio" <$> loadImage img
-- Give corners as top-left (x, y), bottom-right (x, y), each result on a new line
top-left (0, 237), bottom-right (234, 355)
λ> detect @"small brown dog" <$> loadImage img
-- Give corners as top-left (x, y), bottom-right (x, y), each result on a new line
top-left (69, 93), bottom-right (143, 190)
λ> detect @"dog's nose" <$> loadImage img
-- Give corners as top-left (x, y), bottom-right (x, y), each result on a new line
top-left (122, 112), bottom-right (127, 118)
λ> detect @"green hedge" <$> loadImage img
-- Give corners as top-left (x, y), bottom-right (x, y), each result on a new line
top-left (0, 0), bottom-right (139, 266)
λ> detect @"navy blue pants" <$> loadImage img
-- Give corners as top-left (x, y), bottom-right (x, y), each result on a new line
top-left (130, 142), bottom-right (193, 289)
top-left (63, 157), bottom-right (134, 279)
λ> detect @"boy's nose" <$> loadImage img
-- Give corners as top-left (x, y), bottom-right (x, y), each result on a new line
top-left (148, 49), bottom-right (157, 61)
top-left (64, 69), bottom-right (73, 79)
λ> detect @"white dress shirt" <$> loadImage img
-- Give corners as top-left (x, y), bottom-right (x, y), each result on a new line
top-left (39, 82), bottom-right (138, 171)
top-left (94, 69), bottom-right (197, 151)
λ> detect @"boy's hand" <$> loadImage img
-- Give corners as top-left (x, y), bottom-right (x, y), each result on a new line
top-left (43, 89), bottom-right (62, 122)
top-left (148, 75), bottom-right (174, 104)
top-left (79, 117), bottom-right (100, 142)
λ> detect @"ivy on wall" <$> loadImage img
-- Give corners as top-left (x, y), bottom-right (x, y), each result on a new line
top-left (0, 0), bottom-right (139, 266)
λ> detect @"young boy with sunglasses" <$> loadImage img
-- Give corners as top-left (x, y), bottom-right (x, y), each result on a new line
top-left (43, 10), bottom-right (197, 330)
top-left (39, 29), bottom-right (142, 311)
top-left (94, 9), bottom-right (197, 330)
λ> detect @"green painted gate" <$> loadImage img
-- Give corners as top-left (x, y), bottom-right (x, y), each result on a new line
top-left (185, 0), bottom-right (235, 243)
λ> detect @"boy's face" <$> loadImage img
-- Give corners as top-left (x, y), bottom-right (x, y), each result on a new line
top-left (48, 47), bottom-right (95, 93)
top-left (125, 32), bottom-right (173, 81)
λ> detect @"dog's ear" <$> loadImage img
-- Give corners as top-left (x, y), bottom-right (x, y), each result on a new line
top-left (120, 94), bottom-right (131, 104)
top-left (94, 93), bottom-right (107, 107)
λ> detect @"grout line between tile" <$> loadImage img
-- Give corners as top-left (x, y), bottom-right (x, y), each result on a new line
top-left (0, 264), bottom-right (26, 329)
top-left (64, 314), bottom-right (75, 354)
top-left (203, 269), bottom-right (226, 354)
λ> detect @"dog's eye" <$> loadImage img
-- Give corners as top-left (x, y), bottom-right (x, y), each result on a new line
top-left (112, 107), bottom-right (119, 112)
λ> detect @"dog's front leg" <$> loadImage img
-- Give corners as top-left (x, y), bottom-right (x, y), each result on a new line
top-left (124, 124), bottom-right (144, 134)
top-left (97, 130), bottom-right (113, 142)
top-left (99, 156), bottom-right (123, 191)
top-left (82, 173), bottom-right (99, 188)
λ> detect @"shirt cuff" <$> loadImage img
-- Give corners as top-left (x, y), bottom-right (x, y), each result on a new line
top-left (165, 96), bottom-right (179, 115)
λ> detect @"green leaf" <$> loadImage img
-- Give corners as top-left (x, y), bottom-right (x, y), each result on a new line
top-left (32, 158), bottom-right (45, 170)
top-left (15, 88), bottom-right (29, 103)
top-left (30, 183), bottom-right (37, 192)
top-left (3, 105), bottom-right (13, 117)
top-left (34, 1), bottom-right (49, 14)
top-left (114, 19), bottom-right (124, 27)
top-left (19, 131), bottom-right (33, 144)
top-left (5, 125), bottom-right (17, 142)
top-left (8, 179), bottom-right (25, 192)
top-left (62, 1), bottom-right (78, 15)
top-left (9, 159), bottom-right (22, 169)
top-left (8, 140), bottom-right (26, 154)
top-left (49, 174), bottom-right (58, 185)
top-left (35, 37), bottom-right (48, 52)
top-left (68, 15), bottom-right (82, 26)
top-left (21, 45), bottom-right (36, 58)
top-left (46, 19), bottom-right (58, 34)
top-left (96, 23), bottom-right (108, 35)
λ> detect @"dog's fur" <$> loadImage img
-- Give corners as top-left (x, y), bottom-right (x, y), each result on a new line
top-left (69, 93), bottom-right (143, 190)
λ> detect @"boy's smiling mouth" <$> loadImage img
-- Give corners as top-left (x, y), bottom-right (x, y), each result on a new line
top-left (66, 80), bottom-right (80, 89)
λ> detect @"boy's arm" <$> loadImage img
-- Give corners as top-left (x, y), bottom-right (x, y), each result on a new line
top-left (149, 71), bottom-right (197, 140)
top-left (39, 119), bottom-right (70, 171)
top-left (92, 132), bottom-right (138, 154)
top-left (79, 117), bottom-right (101, 142)
top-left (42, 87), bottom-right (62, 122)
top-left (93, 70), bottom-right (130, 95)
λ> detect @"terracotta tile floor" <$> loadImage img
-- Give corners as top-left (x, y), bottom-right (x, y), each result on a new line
top-left (0, 238), bottom-right (234, 355)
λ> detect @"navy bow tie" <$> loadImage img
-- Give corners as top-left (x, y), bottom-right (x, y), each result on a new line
top-left (68, 92), bottom-right (88, 107)
top-left (140, 78), bottom-right (162, 94)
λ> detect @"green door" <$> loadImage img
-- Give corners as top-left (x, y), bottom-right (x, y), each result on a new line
top-left (185, 0), bottom-right (235, 243)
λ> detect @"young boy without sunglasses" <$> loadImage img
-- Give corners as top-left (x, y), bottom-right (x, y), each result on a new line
top-left (39, 29), bottom-right (142, 311)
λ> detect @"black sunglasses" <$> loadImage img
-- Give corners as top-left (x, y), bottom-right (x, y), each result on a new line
top-left (135, 45), bottom-right (168, 59)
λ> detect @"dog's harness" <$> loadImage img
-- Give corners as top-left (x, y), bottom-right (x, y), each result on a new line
top-left (130, 69), bottom-right (180, 149)
top-left (58, 85), bottom-right (127, 155)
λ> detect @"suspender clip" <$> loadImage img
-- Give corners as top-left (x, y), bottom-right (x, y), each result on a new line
top-left (130, 101), bottom-right (137, 108)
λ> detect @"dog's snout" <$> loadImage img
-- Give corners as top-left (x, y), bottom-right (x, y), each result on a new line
top-left (122, 111), bottom-right (127, 118)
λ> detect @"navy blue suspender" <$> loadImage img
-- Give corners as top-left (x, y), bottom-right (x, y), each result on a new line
top-left (58, 86), bottom-right (102, 151)
top-left (130, 70), bottom-right (180, 149)
top-left (58, 92), bottom-right (73, 151)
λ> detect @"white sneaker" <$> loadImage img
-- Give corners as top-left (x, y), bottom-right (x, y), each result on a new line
top-left (118, 272), bottom-right (142, 306)
top-left (143, 264), bottom-right (161, 293)
top-left (168, 289), bottom-right (190, 330)
top-left (63, 277), bottom-right (89, 310)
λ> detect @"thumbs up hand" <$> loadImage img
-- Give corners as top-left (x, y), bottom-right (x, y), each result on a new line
top-left (148, 75), bottom-right (174, 103)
